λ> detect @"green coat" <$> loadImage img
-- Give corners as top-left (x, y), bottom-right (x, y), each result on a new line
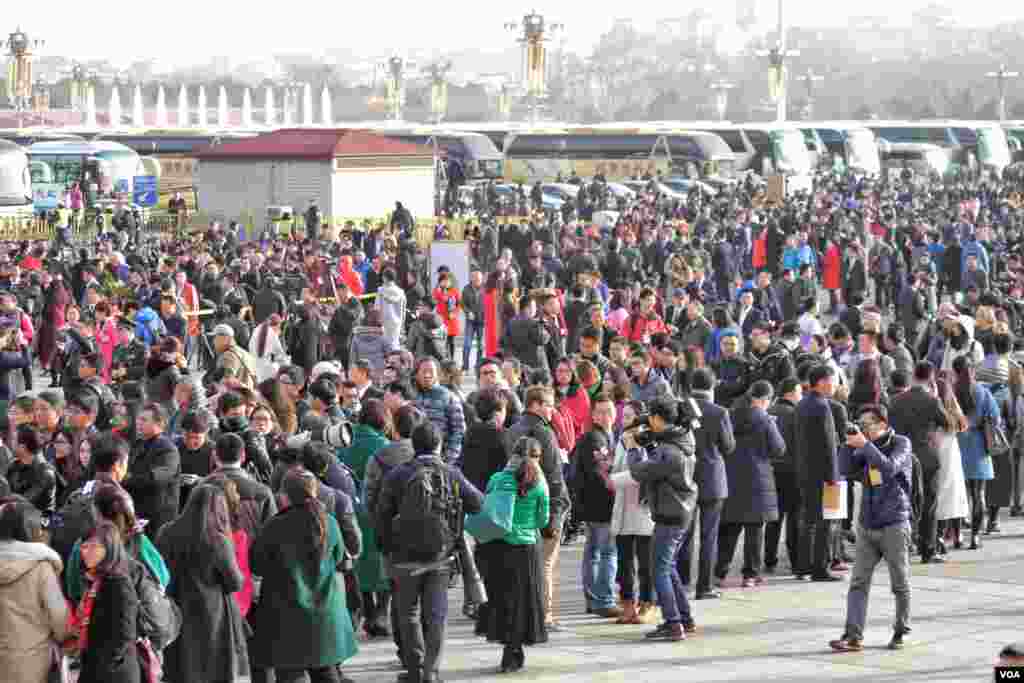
top-left (487, 469), bottom-right (550, 546)
top-left (65, 531), bottom-right (170, 604)
top-left (338, 424), bottom-right (391, 592)
top-left (249, 506), bottom-right (358, 669)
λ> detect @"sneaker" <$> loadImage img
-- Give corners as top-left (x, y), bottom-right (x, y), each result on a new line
top-left (645, 622), bottom-right (685, 642)
top-left (888, 632), bottom-right (906, 650)
top-left (545, 621), bottom-right (565, 633)
top-left (593, 606), bottom-right (624, 619)
top-left (830, 560), bottom-right (850, 572)
top-left (637, 602), bottom-right (658, 623)
top-left (683, 622), bottom-right (698, 635)
top-left (812, 573), bottom-right (844, 583)
top-left (829, 636), bottom-right (864, 652)
top-left (741, 577), bottom-right (756, 588)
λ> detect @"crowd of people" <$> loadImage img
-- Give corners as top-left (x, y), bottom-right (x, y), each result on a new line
top-left (0, 163), bottom-right (1021, 682)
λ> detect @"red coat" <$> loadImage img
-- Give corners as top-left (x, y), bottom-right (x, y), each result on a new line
top-left (823, 243), bottom-right (842, 291)
top-left (558, 386), bottom-right (591, 441)
top-left (752, 232), bottom-right (767, 270)
top-left (624, 312), bottom-right (668, 344)
top-left (483, 289), bottom-right (501, 358)
top-left (433, 286), bottom-right (462, 337)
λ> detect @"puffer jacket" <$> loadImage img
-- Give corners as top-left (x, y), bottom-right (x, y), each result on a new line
top-left (407, 311), bottom-right (449, 362)
top-left (502, 315), bottom-right (551, 376)
top-left (376, 282), bottom-right (406, 347)
top-left (627, 427), bottom-right (698, 528)
top-left (349, 326), bottom-right (392, 374)
top-left (0, 541), bottom-right (71, 683)
top-left (413, 385), bottom-right (466, 464)
top-left (841, 429), bottom-right (912, 530)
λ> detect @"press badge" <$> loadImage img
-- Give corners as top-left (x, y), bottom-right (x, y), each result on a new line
top-left (868, 467), bottom-right (882, 487)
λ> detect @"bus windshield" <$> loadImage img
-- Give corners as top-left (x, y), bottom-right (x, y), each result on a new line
top-left (771, 130), bottom-right (812, 175)
top-left (977, 126), bottom-right (1011, 170)
top-left (846, 129), bottom-right (880, 174)
top-left (96, 149), bottom-right (141, 193)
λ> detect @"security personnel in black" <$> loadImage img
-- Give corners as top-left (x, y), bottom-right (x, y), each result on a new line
top-left (252, 277), bottom-right (289, 326)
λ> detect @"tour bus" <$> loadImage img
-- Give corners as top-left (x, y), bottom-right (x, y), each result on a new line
top-left (373, 127), bottom-right (505, 183)
top-left (26, 140), bottom-right (144, 212)
top-left (0, 140), bottom-right (32, 217)
top-left (806, 123), bottom-right (882, 177)
top-left (500, 127), bottom-right (736, 183)
top-left (93, 129), bottom-right (258, 193)
top-left (867, 121), bottom-right (1011, 177)
top-left (879, 142), bottom-right (952, 180)
top-left (650, 122), bottom-right (813, 194)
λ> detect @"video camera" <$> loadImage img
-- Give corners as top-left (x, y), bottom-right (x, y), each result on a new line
top-left (627, 397), bottom-right (702, 448)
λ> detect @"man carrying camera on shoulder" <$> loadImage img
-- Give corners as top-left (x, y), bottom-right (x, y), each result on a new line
top-left (623, 396), bottom-right (699, 643)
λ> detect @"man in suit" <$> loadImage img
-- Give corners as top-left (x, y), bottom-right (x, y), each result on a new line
top-left (766, 376), bottom-right (803, 573)
top-left (712, 233), bottom-right (737, 305)
top-left (733, 289), bottom-right (764, 342)
top-left (663, 289), bottom-right (690, 334)
top-left (888, 360), bottom-right (950, 564)
top-left (678, 368), bottom-right (736, 599)
top-left (754, 271), bottom-right (784, 327)
top-left (795, 364), bottom-right (842, 581)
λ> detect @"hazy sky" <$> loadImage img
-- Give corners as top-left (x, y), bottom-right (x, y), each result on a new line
top-left (13, 1), bottom-right (1015, 66)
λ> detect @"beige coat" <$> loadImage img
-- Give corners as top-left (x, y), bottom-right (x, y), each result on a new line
top-left (0, 541), bottom-right (71, 683)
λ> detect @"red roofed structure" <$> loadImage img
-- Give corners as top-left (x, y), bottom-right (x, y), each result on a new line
top-left (195, 128), bottom-right (431, 160)
top-left (195, 128), bottom-right (436, 225)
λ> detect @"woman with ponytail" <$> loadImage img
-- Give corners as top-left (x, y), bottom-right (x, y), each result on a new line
top-left (249, 467), bottom-right (358, 683)
top-left (156, 484), bottom-right (249, 683)
top-left (475, 436), bottom-right (550, 674)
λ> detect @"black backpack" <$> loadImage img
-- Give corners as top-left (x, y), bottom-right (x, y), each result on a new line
top-left (134, 563), bottom-right (183, 651)
top-left (396, 458), bottom-right (461, 562)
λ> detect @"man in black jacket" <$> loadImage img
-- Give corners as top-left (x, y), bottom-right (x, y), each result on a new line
top-left (329, 282), bottom-right (364, 370)
top-left (679, 368), bottom-right (736, 600)
top-left (888, 361), bottom-right (949, 564)
top-left (576, 396), bottom-right (623, 619)
top-left (375, 421), bottom-right (482, 683)
top-left (765, 377), bottom-right (803, 574)
top-left (204, 432), bottom-right (277, 537)
top-left (625, 397), bottom-right (699, 641)
top-left (795, 365), bottom-right (842, 581)
top-left (125, 403), bottom-right (181, 539)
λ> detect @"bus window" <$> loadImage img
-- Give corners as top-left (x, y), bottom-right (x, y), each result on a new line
top-left (715, 130), bottom-right (747, 153)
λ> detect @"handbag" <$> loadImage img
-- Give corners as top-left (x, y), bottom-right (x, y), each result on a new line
top-left (136, 638), bottom-right (162, 683)
top-left (464, 479), bottom-right (516, 543)
top-left (983, 414), bottom-right (1011, 456)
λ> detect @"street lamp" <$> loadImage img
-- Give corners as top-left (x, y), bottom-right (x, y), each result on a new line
top-left (3, 27), bottom-right (45, 128)
top-left (754, 0), bottom-right (800, 122)
top-left (424, 59), bottom-right (452, 124)
top-left (68, 62), bottom-right (88, 113)
top-left (505, 11), bottom-right (564, 124)
top-left (986, 64), bottom-right (1019, 122)
top-left (710, 80), bottom-right (736, 121)
top-left (796, 68), bottom-right (824, 120)
top-left (385, 56), bottom-right (406, 120)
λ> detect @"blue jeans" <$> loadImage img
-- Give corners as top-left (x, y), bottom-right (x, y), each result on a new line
top-left (462, 319), bottom-right (484, 369)
top-left (651, 523), bottom-right (693, 626)
top-left (582, 523), bottom-right (617, 610)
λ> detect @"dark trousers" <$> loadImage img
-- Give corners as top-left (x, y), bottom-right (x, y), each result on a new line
top-left (276, 666), bottom-right (342, 683)
top-left (678, 498), bottom-right (723, 594)
top-left (394, 565), bottom-right (451, 682)
top-left (765, 474), bottom-right (802, 570)
top-left (918, 466), bottom-right (941, 559)
top-left (799, 490), bottom-right (833, 576)
top-left (716, 522), bottom-right (765, 579)
top-left (966, 479), bottom-right (987, 535)
top-left (1011, 448), bottom-right (1024, 510)
top-left (615, 534), bottom-right (652, 602)
top-left (21, 348), bottom-right (32, 392)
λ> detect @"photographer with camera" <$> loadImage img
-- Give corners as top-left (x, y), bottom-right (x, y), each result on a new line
top-left (623, 396), bottom-right (699, 642)
top-left (829, 404), bottom-right (913, 653)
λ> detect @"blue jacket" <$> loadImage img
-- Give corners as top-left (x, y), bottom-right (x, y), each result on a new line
top-left (840, 430), bottom-right (912, 530)
top-left (413, 385), bottom-right (466, 464)
top-left (134, 307), bottom-right (166, 349)
top-left (961, 239), bottom-right (989, 276)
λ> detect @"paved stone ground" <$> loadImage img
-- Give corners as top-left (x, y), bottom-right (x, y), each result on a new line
top-left (346, 516), bottom-right (1024, 683)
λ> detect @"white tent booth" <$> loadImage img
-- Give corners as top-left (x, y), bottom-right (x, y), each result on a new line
top-left (195, 128), bottom-right (435, 228)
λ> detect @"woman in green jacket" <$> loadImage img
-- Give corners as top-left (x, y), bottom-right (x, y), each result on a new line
top-left (249, 468), bottom-right (358, 683)
top-left (336, 399), bottom-right (392, 637)
top-left (476, 436), bottom-right (550, 674)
